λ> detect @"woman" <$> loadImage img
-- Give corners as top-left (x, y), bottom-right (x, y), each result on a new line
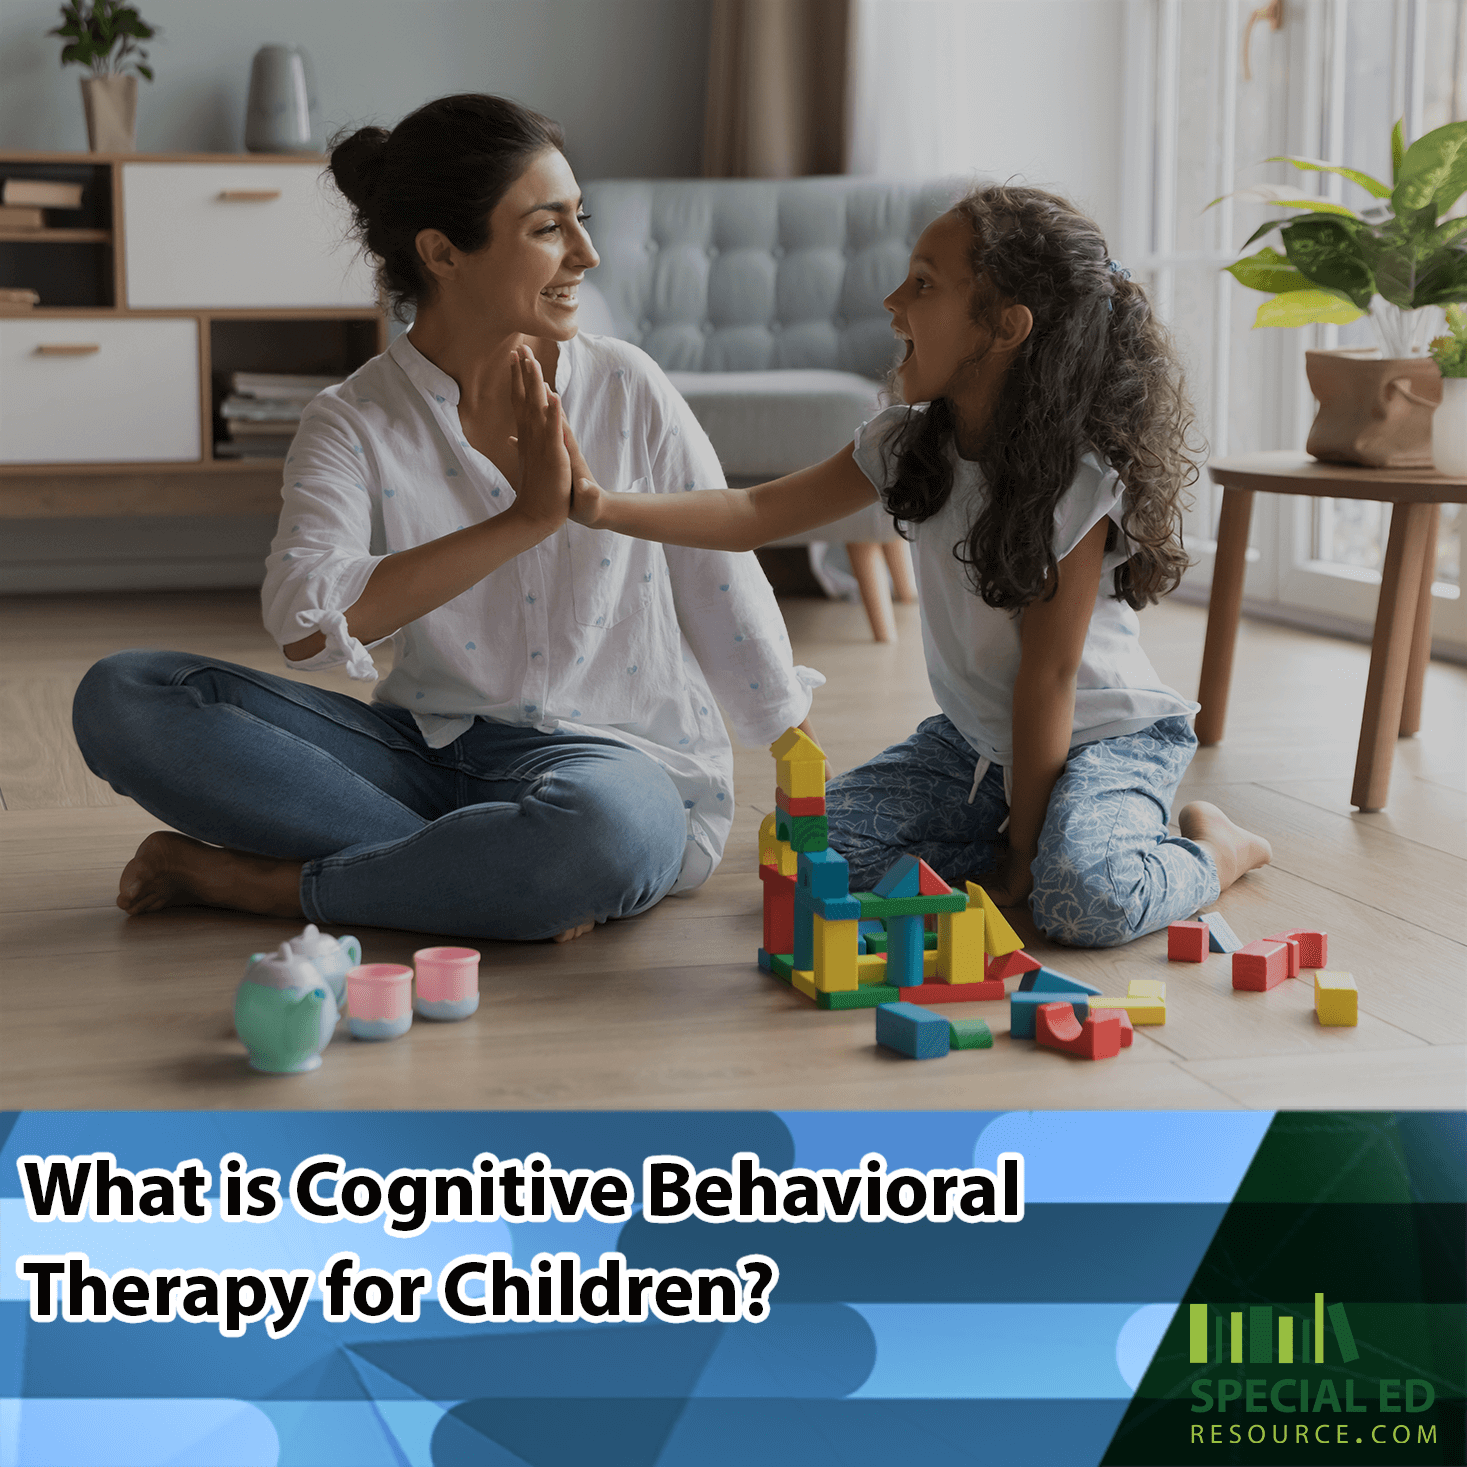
top-left (72, 93), bottom-right (821, 941)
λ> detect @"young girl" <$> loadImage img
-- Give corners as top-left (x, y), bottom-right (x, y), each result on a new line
top-left (548, 183), bottom-right (1271, 947)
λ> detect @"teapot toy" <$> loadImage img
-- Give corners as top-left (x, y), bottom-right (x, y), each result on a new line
top-left (234, 943), bottom-right (339, 1073)
top-left (283, 924), bottom-right (361, 1008)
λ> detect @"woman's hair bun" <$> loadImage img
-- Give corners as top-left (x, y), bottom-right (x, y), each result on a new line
top-left (329, 126), bottom-right (391, 213)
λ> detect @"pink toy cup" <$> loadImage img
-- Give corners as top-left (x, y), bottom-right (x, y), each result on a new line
top-left (413, 946), bottom-right (481, 1021)
top-left (345, 963), bottom-right (413, 1040)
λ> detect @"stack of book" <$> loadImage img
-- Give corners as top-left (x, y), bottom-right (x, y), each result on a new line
top-left (0, 177), bottom-right (85, 229)
top-left (216, 371), bottom-right (344, 459)
top-left (0, 288), bottom-right (40, 313)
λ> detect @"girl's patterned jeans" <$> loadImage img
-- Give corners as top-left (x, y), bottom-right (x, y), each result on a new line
top-left (824, 714), bottom-right (1219, 949)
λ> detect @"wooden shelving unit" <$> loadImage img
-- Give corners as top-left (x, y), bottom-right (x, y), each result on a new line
top-left (0, 150), bottom-right (387, 519)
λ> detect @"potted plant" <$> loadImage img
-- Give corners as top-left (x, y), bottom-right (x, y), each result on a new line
top-left (49, 1), bottom-right (156, 153)
top-left (1429, 305), bottom-right (1467, 476)
top-left (1221, 119), bottom-right (1467, 467)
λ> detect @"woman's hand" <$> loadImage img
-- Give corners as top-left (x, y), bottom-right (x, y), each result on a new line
top-left (975, 844), bottom-right (1035, 909)
top-left (509, 346), bottom-right (571, 534)
top-left (562, 416), bottom-right (607, 527)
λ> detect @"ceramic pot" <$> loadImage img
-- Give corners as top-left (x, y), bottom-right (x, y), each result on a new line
top-left (1433, 377), bottom-right (1467, 477)
top-left (80, 74), bottom-right (137, 153)
top-left (1305, 350), bottom-right (1442, 469)
top-left (244, 45), bottom-right (320, 154)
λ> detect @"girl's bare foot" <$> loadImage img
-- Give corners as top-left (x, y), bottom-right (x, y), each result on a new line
top-left (551, 920), bottom-right (595, 943)
top-left (117, 831), bottom-right (305, 919)
top-left (1178, 802), bottom-right (1272, 893)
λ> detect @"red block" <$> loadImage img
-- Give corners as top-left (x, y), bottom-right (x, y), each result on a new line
top-left (1091, 1007), bottom-right (1135, 1048)
top-left (897, 980), bottom-right (1007, 1004)
top-left (1266, 929), bottom-right (1327, 969)
top-left (759, 864), bottom-right (796, 956)
top-left (1035, 1001), bottom-right (1122, 1059)
top-left (985, 949), bottom-right (1041, 980)
top-left (916, 858), bottom-right (952, 896)
top-left (1168, 921), bottom-right (1210, 962)
top-left (774, 788), bottom-right (826, 817)
top-left (1232, 939), bottom-right (1290, 991)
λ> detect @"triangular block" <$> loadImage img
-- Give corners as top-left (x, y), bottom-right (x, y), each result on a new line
top-left (874, 853), bottom-right (922, 899)
top-left (1018, 965), bottom-right (1103, 997)
top-left (985, 949), bottom-right (1041, 981)
top-left (916, 859), bottom-right (952, 896)
top-left (967, 882), bottom-right (1022, 955)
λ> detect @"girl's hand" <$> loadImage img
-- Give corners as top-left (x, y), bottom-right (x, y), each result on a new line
top-left (562, 416), bottom-right (607, 527)
top-left (509, 346), bottom-right (571, 533)
top-left (977, 845), bottom-right (1035, 909)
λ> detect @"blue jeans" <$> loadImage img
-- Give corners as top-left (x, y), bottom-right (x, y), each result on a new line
top-left (72, 651), bottom-right (688, 940)
top-left (824, 714), bottom-right (1219, 949)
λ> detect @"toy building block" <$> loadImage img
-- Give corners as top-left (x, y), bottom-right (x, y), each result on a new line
top-left (1314, 971), bottom-right (1357, 1026)
top-left (874, 854), bottom-right (922, 899)
top-left (1091, 1007), bottom-right (1135, 1048)
top-left (782, 813), bottom-right (830, 852)
top-left (917, 860), bottom-right (952, 896)
top-left (1168, 921), bottom-right (1210, 962)
top-left (899, 980), bottom-right (1006, 1004)
top-left (771, 727), bottom-right (827, 799)
top-left (1232, 939), bottom-right (1291, 991)
top-left (775, 787), bottom-right (826, 818)
top-left (1018, 966), bottom-right (1103, 997)
top-left (857, 953), bottom-right (892, 983)
top-left (1086, 993), bottom-right (1165, 1024)
top-left (758, 812), bottom-right (797, 877)
top-left (1035, 1001), bottom-right (1122, 1059)
top-left (812, 914), bottom-right (859, 992)
top-left (1199, 911), bottom-right (1244, 953)
top-left (1010, 990), bottom-right (1091, 1040)
top-left (793, 903), bottom-right (815, 971)
top-left (769, 953), bottom-right (794, 981)
top-left (986, 948), bottom-right (1042, 981)
top-left (886, 914), bottom-right (927, 987)
top-left (798, 847), bottom-right (850, 899)
top-left (1128, 978), bottom-right (1166, 999)
top-left (792, 969), bottom-right (818, 1000)
top-left (857, 890), bottom-right (968, 918)
top-left (758, 948), bottom-right (773, 973)
top-left (759, 864), bottom-right (796, 956)
top-left (937, 903), bottom-right (985, 983)
top-left (876, 1001), bottom-right (951, 1059)
top-left (819, 984), bottom-right (899, 1010)
top-left (862, 927), bottom-right (888, 955)
top-left (949, 1017), bottom-right (994, 1050)
top-left (1267, 929), bottom-right (1328, 970)
top-left (969, 883), bottom-right (1023, 955)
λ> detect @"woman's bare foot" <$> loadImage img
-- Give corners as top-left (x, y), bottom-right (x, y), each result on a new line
top-left (117, 831), bottom-right (305, 919)
top-left (551, 919), bottom-right (595, 943)
top-left (1178, 802), bottom-right (1272, 893)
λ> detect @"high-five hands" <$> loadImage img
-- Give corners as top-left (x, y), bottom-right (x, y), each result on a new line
top-left (509, 346), bottom-right (572, 534)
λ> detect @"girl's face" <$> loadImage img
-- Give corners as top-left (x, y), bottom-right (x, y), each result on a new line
top-left (883, 212), bottom-right (987, 404)
top-left (425, 148), bottom-right (600, 342)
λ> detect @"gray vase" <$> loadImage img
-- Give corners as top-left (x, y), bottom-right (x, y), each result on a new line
top-left (244, 45), bottom-right (321, 154)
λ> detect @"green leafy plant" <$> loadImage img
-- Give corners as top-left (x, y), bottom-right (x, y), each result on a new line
top-left (49, 1), bottom-right (156, 81)
top-left (1429, 304), bottom-right (1467, 378)
top-left (1219, 119), bottom-right (1467, 356)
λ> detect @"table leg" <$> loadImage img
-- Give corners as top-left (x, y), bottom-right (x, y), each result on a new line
top-left (1195, 487), bottom-right (1254, 746)
top-left (847, 541), bottom-right (896, 642)
top-left (1398, 503), bottom-right (1440, 737)
top-left (882, 538), bottom-right (917, 603)
top-left (1351, 501), bottom-right (1434, 811)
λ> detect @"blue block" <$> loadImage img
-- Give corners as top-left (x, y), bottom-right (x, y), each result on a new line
top-left (1017, 966), bottom-right (1103, 997)
top-left (793, 904), bottom-right (815, 971)
top-left (876, 1002), bottom-right (951, 1059)
top-left (757, 947), bottom-right (773, 973)
top-left (797, 847), bottom-right (851, 900)
top-left (873, 853), bottom-right (922, 899)
top-left (885, 914), bottom-right (926, 986)
top-left (1010, 991), bottom-right (1090, 1040)
top-left (795, 887), bottom-right (863, 922)
top-left (857, 919), bottom-right (885, 956)
top-left (1200, 911), bottom-right (1244, 953)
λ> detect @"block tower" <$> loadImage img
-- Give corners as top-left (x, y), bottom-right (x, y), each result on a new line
top-left (756, 727), bottom-right (1037, 1009)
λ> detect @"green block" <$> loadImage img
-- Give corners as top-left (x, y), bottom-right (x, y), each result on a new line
top-left (818, 984), bottom-right (901, 1009)
top-left (857, 891), bottom-right (967, 918)
top-left (863, 931), bottom-right (888, 954)
top-left (769, 953), bottom-right (793, 982)
top-left (949, 1018), bottom-right (994, 1049)
top-left (786, 814), bottom-right (829, 852)
top-left (924, 931), bottom-right (938, 950)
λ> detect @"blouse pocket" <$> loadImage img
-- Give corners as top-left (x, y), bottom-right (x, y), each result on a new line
top-left (566, 479), bottom-right (661, 629)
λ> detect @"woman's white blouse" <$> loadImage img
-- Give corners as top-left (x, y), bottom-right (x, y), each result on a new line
top-left (261, 331), bottom-right (823, 892)
top-left (853, 403), bottom-right (1197, 767)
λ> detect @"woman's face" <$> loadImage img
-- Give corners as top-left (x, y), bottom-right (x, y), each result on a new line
top-left (883, 212), bottom-right (986, 404)
top-left (434, 147), bottom-right (599, 342)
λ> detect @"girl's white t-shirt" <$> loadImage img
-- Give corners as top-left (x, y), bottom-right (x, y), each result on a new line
top-left (853, 403), bottom-right (1198, 766)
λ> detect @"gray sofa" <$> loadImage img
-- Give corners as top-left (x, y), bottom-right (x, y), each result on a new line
top-left (577, 176), bottom-right (959, 638)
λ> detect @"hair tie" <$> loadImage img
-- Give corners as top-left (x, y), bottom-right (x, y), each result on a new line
top-left (1106, 258), bottom-right (1131, 312)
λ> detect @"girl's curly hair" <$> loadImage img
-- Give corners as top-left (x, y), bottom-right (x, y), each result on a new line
top-left (883, 183), bottom-right (1200, 610)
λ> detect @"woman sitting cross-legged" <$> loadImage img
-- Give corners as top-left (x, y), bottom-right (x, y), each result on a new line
top-left (72, 92), bottom-right (821, 942)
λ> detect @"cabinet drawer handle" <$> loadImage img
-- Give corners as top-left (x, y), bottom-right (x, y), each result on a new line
top-left (218, 189), bottom-right (282, 202)
top-left (35, 343), bottom-right (100, 356)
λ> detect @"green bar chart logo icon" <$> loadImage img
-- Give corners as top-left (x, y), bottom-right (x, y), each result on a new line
top-left (1188, 1294), bottom-right (1360, 1365)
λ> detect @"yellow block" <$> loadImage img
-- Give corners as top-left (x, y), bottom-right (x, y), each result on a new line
top-left (968, 882), bottom-right (1022, 955)
top-left (1128, 978), bottom-right (1166, 1000)
top-left (758, 812), bottom-right (779, 865)
top-left (770, 728), bottom-right (827, 800)
top-left (792, 969), bottom-right (818, 1000)
top-left (1314, 971), bottom-right (1357, 1026)
top-left (936, 905), bottom-right (985, 982)
top-left (1090, 994), bottom-right (1166, 1024)
top-left (812, 914), bottom-right (859, 991)
top-left (857, 954), bottom-right (890, 985)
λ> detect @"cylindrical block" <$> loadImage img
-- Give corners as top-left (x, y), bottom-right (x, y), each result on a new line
top-left (346, 963), bottom-right (413, 1040)
top-left (413, 946), bottom-right (481, 1021)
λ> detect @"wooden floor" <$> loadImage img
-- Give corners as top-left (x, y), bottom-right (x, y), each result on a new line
top-left (1, 588), bottom-right (1462, 1111)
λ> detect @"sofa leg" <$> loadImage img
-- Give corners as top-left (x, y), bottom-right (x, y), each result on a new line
top-left (882, 539), bottom-right (916, 603)
top-left (847, 541), bottom-right (896, 642)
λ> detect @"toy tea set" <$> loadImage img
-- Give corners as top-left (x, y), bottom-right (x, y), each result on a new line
top-left (232, 924), bottom-right (481, 1073)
